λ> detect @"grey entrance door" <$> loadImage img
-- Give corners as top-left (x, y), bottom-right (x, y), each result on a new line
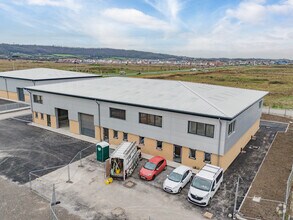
top-left (80, 113), bottom-right (95, 138)
top-left (103, 128), bottom-right (109, 142)
top-left (57, 108), bottom-right (69, 128)
top-left (17, 88), bottom-right (25, 101)
top-left (173, 145), bottom-right (182, 163)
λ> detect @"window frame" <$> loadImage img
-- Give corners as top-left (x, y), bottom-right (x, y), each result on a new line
top-left (40, 113), bottom-right (44, 120)
top-left (259, 100), bottom-right (263, 108)
top-left (204, 152), bottom-right (211, 163)
top-left (113, 130), bottom-right (118, 139)
top-left (139, 136), bottom-right (145, 145)
top-left (109, 107), bottom-right (126, 120)
top-left (156, 140), bottom-right (163, 150)
top-left (139, 112), bottom-right (162, 127)
top-left (189, 149), bottom-right (196, 160)
top-left (35, 112), bottom-right (38, 119)
top-left (188, 121), bottom-right (215, 138)
top-left (33, 95), bottom-right (43, 104)
top-left (228, 121), bottom-right (236, 136)
top-left (123, 132), bottom-right (128, 141)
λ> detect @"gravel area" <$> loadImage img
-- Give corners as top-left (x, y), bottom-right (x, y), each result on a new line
top-left (240, 117), bottom-right (292, 219)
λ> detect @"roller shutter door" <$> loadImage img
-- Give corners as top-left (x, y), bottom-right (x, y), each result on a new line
top-left (80, 113), bottom-right (95, 138)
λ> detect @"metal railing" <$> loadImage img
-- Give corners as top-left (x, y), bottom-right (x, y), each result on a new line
top-left (263, 107), bottom-right (293, 118)
top-left (283, 164), bottom-right (293, 220)
top-left (0, 102), bottom-right (29, 112)
top-left (28, 144), bottom-right (96, 219)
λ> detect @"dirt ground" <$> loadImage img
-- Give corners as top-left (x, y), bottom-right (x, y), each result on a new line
top-left (240, 114), bottom-right (293, 219)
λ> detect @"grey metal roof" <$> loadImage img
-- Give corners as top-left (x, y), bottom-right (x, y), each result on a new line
top-left (0, 68), bottom-right (100, 81)
top-left (26, 77), bottom-right (268, 119)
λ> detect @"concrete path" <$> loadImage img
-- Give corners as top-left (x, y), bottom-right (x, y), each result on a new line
top-left (0, 109), bottom-right (31, 120)
top-left (29, 154), bottom-right (206, 220)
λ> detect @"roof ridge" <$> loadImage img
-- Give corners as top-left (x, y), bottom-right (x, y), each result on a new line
top-left (178, 81), bottom-right (228, 117)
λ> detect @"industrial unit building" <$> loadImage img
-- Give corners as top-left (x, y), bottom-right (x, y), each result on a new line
top-left (26, 77), bottom-right (268, 170)
top-left (0, 68), bottom-right (100, 102)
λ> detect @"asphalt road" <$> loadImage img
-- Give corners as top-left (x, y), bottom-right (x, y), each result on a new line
top-left (0, 117), bottom-right (95, 184)
top-left (0, 98), bottom-right (15, 105)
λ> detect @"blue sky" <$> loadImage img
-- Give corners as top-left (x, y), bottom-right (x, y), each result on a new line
top-left (0, 0), bottom-right (293, 58)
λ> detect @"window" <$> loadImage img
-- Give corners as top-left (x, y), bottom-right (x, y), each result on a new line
top-left (123, 132), bottom-right (128, 141)
top-left (216, 171), bottom-right (223, 183)
top-left (139, 136), bottom-right (145, 145)
top-left (35, 112), bottom-right (38, 119)
top-left (113, 130), bottom-right (118, 139)
top-left (110, 108), bottom-right (126, 120)
top-left (40, 113), bottom-right (44, 120)
top-left (139, 113), bottom-right (162, 127)
top-left (33, 95), bottom-right (43, 104)
top-left (156, 141), bottom-right (162, 150)
top-left (156, 160), bottom-right (164, 169)
top-left (228, 121), bottom-right (236, 135)
top-left (204, 152), bottom-right (211, 163)
top-left (259, 100), bottom-right (263, 108)
top-left (188, 121), bottom-right (215, 138)
top-left (189, 149), bottom-right (196, 159)
top-left (182, 171), bottom-right (189, 180)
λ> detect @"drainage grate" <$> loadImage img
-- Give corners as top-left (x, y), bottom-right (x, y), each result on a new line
top-left (123, 180), bottom-right (136, 188)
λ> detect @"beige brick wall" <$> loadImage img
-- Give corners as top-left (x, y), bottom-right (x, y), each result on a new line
top-left (0, 90), bottom-right (8, 99)
top-left (141, 138), bottom-right (174, 161)
top-left (182, 147), bottom-right (205, 169)
top-left (108, 129), bottom-right (123, 145)
top-left (25, 94), bottom-right (30, 103)
top-left (7, 92), bottom-right (18, 101)
top-left (33, 111), bottom-right (47, 126)
top-left (69, 120), bottom-right (80, 134)
top-left (95, 126), bottom-right (101, 142)
top-left (51, 115), bottom-right (57, 129)
top-left (219, 119), bottom-right (260, 170)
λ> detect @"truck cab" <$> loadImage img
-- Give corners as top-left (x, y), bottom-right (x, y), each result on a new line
top-left (188, 164), bottom-right (223, 206)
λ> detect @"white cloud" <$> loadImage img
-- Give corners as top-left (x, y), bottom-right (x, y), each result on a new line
top-left (145, 0), bottom-right (183, 22)
top-left (19, 0), bottom-right (82, 12)
top-left (225, 0), bottom-right (293, 24)
top-left (102, 8), bottom-right (172, 31)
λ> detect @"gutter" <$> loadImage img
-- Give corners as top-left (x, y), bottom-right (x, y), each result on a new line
top-left (95, 100), bottom-right (102, 141)
top-left (217, 118), bottom-right (222, 166)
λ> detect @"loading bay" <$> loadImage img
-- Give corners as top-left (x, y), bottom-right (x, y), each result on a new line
top-left (0, 111), bottom-right (288, 220)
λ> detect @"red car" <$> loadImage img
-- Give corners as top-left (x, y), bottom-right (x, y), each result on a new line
top-left (139, 156), bottom-right (167, 180)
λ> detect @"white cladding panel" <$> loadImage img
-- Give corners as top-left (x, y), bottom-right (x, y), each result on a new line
top-left (224, 100), bottom-right (262, 153)
top-left (31, 91), bottom-right (227, 155)
top-left (0, 78), bottom-right (5, 90)
top-left (6, 78), bottom-right (34, 94)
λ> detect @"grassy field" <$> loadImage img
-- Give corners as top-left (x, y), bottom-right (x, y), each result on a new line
top-left (0, 59), bottom-right (292, 109)
top-left (137, 65), bottom-right (293, 109)
top-left (0, 59), bottom-right (187, 75)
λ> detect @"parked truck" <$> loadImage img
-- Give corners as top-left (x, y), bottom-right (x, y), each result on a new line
top-left (110, 142), bottom-right (141, 180)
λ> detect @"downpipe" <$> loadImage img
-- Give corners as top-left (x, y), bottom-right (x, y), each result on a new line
top-left (95, 99), bottom-right (102, 141)
top-left (217, 118), bottom-right (222, 166)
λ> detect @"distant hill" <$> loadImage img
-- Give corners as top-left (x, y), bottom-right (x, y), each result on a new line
top-left (0, 43), bottom-right (186, 60)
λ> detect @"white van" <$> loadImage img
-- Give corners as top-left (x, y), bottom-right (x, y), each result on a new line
top-left (187, 164), bottom-right (223, 206)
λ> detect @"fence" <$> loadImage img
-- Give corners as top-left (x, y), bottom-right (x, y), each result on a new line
top-left (29, 144), bottom-right (96, 219)
top-left (263, 107), bottom-right (293, 118)
top-left (283, 164), bottom-right (293, 220)
top-left (0, 102), bottom-right (29, 112)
